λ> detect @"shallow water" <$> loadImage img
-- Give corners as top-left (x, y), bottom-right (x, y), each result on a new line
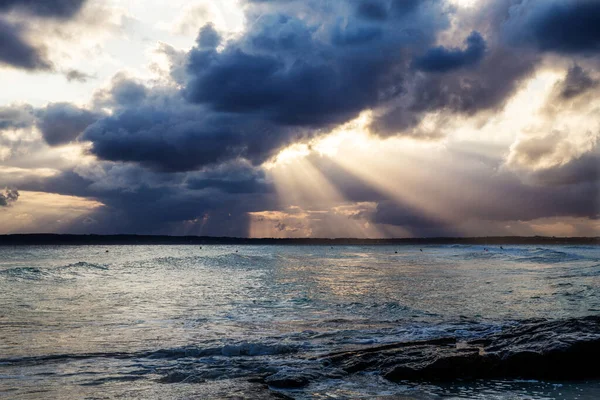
top-left (0, 244), bottom-right (599, 399)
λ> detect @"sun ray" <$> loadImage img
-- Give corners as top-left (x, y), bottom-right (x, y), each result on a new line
top-left (251, 153), bottom-right (384, 238)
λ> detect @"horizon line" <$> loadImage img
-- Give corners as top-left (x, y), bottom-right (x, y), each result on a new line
top-left (1, 233), bottom-right (599, 239)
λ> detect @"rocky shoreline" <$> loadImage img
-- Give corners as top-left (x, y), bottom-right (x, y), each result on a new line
top-left (262, 316), bottom-right (600, 390)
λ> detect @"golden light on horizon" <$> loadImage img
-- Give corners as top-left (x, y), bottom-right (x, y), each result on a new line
top-left (252, 116), bottom-right (388, 238)
top-left (0, 191), bottom-right (104, 233)
top-left (259, 111), bottom-right (466, 238)
top-left (253, 152), bottom-right (385, 238)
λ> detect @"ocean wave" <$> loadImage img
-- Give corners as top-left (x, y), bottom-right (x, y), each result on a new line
top-left (147, 253), bottom-right (277, 269)
top-left (515, 248), bottom-right (585, 264)
top-left (0, 266), bottom-right (47, 280)
top-left (457, 251), bottom-right (505, 260)
top-left (57, 261), bottom-right (109, 272)
top-left (147, 342), bottom-right (299, 359)
top-left (332, 302), bottom-right (440, 320)
top-left (0, 341), bottom-right (299, 367)
top-left (0, 262), bottom-right (108, 281)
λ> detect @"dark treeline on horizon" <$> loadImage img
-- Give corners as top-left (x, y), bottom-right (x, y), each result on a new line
top-left (0, 234), bottom-right (598, 246)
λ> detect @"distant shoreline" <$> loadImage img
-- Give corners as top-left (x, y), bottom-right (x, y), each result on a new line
top-left (0, 234), bottom-right (598, 246)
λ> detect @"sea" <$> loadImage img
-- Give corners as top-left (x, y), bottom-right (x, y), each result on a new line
top-left (0, 244), bottom-right (599, 399)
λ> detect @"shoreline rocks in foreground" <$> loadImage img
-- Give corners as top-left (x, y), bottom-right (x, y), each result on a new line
top-left (319, 316), bottom-right (600, 383)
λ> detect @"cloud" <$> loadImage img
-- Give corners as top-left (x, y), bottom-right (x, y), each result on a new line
top-left (184, 1), bottom-right (448, 129)
top-left (508, 131), bottom-right (600, 186)
top-left (37, 103), bottom-right (101, 146)
top-left (83, 0), bottom-right (541, 172)
top-left (92, 73), bottom-right (148, 108)
top-left (0, 0), bottom-right (88, 19)
top-left (0, 18), bottom-right (52, 70)
top-left (185, 160), bottom-right (274, 194)
top-left (196, 23), bottom-right (221, 49)
top-left (372, 46), bottom-right (538, 135)
top-left (172, 4), bottom-right (211, 36)
top-left (13, 162), bottom-right (274, 235)
top-left (3, 0), bottom-right (598, 236)
top-left (0, 188), bottom-right (19, 207)
top-left (64, 69), bottom-right (93, 82)
top-left (0, 104), bottom-right (36, 130)
top-left (507, 131), bottom-right (574, 170)
top-left (75, 0), bottom-right (584, 178)
top-left (0, 0), bottom-right (92, 71)
top-left (354, 0), bottom-right (423, 20)
top-left (554, 64), bottom-right (598, 100)
top-left (355, 0), bottom-right (388, 21)
top-left (373, 200), bottom-right (456, 236)
top-left (531, 151), bottom-right (600, 187)
top-left (82, 94), bottom-right (304, 172)
top-left (505, 0), bottom-right (600, 55)
top-left (413, 31), bottom-right (486, 73)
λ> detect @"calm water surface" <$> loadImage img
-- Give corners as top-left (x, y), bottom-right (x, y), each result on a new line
top-left (1, 245), bottom-right (599, 399)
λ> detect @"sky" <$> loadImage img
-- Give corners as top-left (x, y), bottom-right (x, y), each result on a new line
top-left (0, 0), bottom-right (598, 238)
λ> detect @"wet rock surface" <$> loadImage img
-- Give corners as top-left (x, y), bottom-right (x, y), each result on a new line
top-left (321, 316), bottom-right (600, 382)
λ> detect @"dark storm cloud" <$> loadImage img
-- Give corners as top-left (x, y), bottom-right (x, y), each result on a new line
top-left (555, 64), bottom-right (598, 100)
top-left (532, 151), bottom-right (600, 187)
top-left (82, 0), bottom-right (550, 176)
top-left (84, 0), bottom-right (449, 171)
top-left (0, 18), bottom-right (52, 70)
top-left (413, 31), bottom-right (486, 73)
top-left (37, 103), bottom-right (101, 146)
top-left (186, 161), bottom-right (274, 194)
top-left (372, 46), bottom-right (538, 135)
top-left (82, 96), bottom-right (308, 172)
top-left (15, 163), bottom-right (277, 235)
top-left (184, 37), bottom-right (390, 127)
top-left (356, 0), bottom-right (388, 20)
top-left (513, 0), bottom-right (600, 55)
top-left (0, 0), bottom-right (89, 71)
top-left (0, 188), bottom-right (19, 207)
top-left (0, 0), bottom-right (87, 19)
top-left (184, 1), bottom-right (446, 127)
top-left (367, 0), bottom-right (546, 135)
top-left (355, 0), bottom-right (424, 20)
top-left (196, 23), bottom-right (221, 49)
top-left (110, 79), bottom-right (147, 106)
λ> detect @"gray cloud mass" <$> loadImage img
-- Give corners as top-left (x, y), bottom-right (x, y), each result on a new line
top-left (1, 0), bottom-right (599, 235)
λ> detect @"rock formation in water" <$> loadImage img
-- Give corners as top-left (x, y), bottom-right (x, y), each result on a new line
top-left (320, 316), bottom-right (600, 383)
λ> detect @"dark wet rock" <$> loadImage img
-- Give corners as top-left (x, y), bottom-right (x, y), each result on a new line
top-left (157, 370), bottom-right (206, 383)
top-left (266, 374), bottom-right (309, 388)
top-left (323, 316), bottom-right (600, 382)
top-left (265, 368), bottom-right (323, 389)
